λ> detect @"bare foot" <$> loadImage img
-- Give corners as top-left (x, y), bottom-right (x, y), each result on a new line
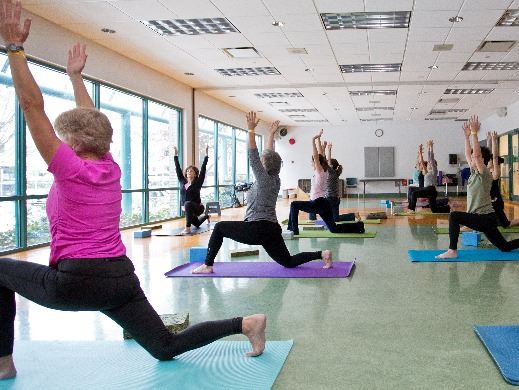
top-left (435, 249), bottom-right (458, 259)
top-left (322, 249), bottom-right (333, 269)
top-left (191, 264), bottom-right (214, 274)
top-left (0, 355), bottom-right (16, 380)
top-left (242, 314), bottom-right (267, 357)
top-left (355, 212), bottom-right (362, 221)
top-left (460, 226), bottom-right (471, 232)
top-left (181, 227), bottom-right (192, 235)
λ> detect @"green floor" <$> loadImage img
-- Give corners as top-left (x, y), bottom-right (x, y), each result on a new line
top-left (11, 204), bottom-right (519, 389)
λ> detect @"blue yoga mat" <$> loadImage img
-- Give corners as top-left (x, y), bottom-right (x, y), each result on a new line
top-left (408, 249), bottom-right (519, 262)
top-left (474, 325), bottom-right (519, 385)
top-left (2, 340), bottom-right (293, 390)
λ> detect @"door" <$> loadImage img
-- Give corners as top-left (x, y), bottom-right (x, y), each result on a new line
top-left (512, 132), bottom-right (519, 201)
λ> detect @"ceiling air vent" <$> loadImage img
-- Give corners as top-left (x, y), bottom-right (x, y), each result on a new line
top-left (287, 48), bottom-right (308, 54)
top-left (433, 44), bottom-right (453, 52)
top-left (223, 47), bottom-right (261, 58)
top-left (478, 41), bottom-right (516, 52)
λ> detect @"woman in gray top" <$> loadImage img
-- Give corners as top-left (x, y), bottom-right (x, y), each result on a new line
top-left (436, 116), bottom-right (519, 259)
top-left (192, 112), bottom-right (332, 274)
top-left (407, 140), bottom-right (442, 212)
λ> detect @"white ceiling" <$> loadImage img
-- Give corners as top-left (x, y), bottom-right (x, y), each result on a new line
top-left (21, 0), bottom-right (519, 126)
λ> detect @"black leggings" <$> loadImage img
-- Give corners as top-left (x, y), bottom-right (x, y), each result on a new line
top-left (326, 197), bottom-right (356, 222)
top-left (448, 211), bottom-right (519, 251)
top-left (408, 186), bottom-right (438, 212)
top-left (492, 198), bottom-right (511, 228)
top-left (184, 201), bottom-right (208, 228)
top-left (0, 256), bottom-right (241, 359)
top-left (204, 220), bottom-right (322, 268)
top-left (288, 197), bottom-right (364, 235)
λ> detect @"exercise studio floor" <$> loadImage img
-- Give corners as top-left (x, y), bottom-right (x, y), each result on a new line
top-left (7, 197), bottom-right (519, 389)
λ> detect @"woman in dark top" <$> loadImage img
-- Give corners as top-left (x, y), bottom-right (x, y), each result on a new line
top-left (173, 145), bottom-right (210, 234)
top-left (487, 131), bottom-right (519, 227)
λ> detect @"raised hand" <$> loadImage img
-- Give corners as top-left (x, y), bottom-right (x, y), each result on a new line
top-left (327, 142), bottom-right (332, 150)
top-left (268, 120), bottom-right (280, 134)
top-left (322, 140), bottom-right (328, 149)
top-left (246, 111), bottom-right (259, 131)
top-left (172, 146), bottom-right (178, 156)
top-left (462, 122), bottom-right (471, 138)
top-left (314, 129), bottom-right (323, 139)
top-left (0, 0), bottom-right (31, 46)
top-left (468, 115), bottom-right (480, 134)
top-left (205, 144), bottom-right (209, 156)
top-left (67, 43), bottom-right (87, 77)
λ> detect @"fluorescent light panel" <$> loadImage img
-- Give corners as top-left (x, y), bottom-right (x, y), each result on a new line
top-left (321, 11), bottom-right (411, 30)
top-left (349, 90), bottom-right (397, 96)
top-left (141, 18), bottom-right (238, 36)
top-left (356, 107), bottom-right (394, 111)
top-left (340, 63), bottom-right (401, 73)
top-left (278, 108), bottom-right (318, 112)
top-left (425, 117), bottom-right (458, 120)
top-left (294, 120), bottom-right (328, 122)
top-left (462, 62), bottom-right (519, 71)
top-left (444, 88), bottom-right (494, 94)
top-left (254, 92), bottom-right (303, 98)
top-left (430, 108), bottom-right (468, 114)
top-left (497, 9), bottom-right (519, 26)
top-left (215, 67), bottom-right (281, 76)
top-left (360, 118), bottom-right (393, 122)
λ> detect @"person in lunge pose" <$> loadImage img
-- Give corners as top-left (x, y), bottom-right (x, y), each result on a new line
top-left (408, 140), bottom-right (440, 213)
top-left (436, 116), bottom-right (519, 259)
top-left (173, 144), bottom-right (210, 234)
top-left (0, 4), bottom-right (265, 380)
top-left (287, 129), bottom-right (364, 236)
top-left (192, 112), bottom-right (333, 274)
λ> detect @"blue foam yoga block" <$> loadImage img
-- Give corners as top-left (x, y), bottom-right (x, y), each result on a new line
top-left (461, 231), bottom-right (481, 246)
top-left (134, 229), bottom-right (151, 238)
top-left (189, 246), bottom-right (207, 262)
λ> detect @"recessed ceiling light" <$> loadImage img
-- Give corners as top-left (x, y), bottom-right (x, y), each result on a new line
top-left (141, 18), bottom-right (239, 36)
top-left (101, 28), bottom-right (116, 33)
top-left (349, 90), bottom-right (397, 96)
top-left (184, 72), bottom-right (195, 76)
top-left (428, 65), bottom-right (439, 69)
top-left (215, 67), bottom-right (281, 76)
top-left (497, 9), bottom-right (519, 26)
top-left (410, 107), bottom-right (419, 110)
top-left (321, 11), bottom-right (411, 29)
top-left (228, 95), bottom-right (236, 98)
top-left (305, 68), bottom-right (314, 72)
top-left (462, 62), bottom-right (519, 71)
top-left (444, 88), bottom-right (494, 94)
top-left (449, 16), bottom-right (463, 23)
top-left (272, 21), bottom-right (284, 27)
top-left (340, 63), bottom-right (401, 73)
top-left (223, 47), bottom-right (261, 59)
top-left (514, 90), bottom-right (519, 93)
top-left (254, 92), bottom-right (304, 98)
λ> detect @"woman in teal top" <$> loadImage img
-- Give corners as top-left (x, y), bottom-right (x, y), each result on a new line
top-left (436, 116), bottom-right (519, 259)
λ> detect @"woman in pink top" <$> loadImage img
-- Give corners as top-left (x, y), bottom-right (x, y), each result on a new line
top-left (287, 130), bottom-right (365, 235)
top-left (0, 1), bottom-right (265, 380)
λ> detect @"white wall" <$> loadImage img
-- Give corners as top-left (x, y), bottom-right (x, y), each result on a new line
top-left (276, 121), bottom-right (466, 194)
top-left (482, 100), bottom-right (519, 136)
top-left (23, 12), bottom-right (268, 166)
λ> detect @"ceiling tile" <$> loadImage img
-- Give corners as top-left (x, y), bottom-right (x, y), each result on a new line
top-left (263, 0), bottom-right (318, 15)
top-left (210, 0), bottom-right (270, 16)
top-left (364, 0), bottom-right (414, 11)
top-left (413, 0), bottom-right (464, 11)
top-left (314, 0), bottom-right (364, 13)
top-left (407, 27), bottom-right (450, 42)
top-left (367, 28), bottom-right (409, 43)
top-left (110, 0), bottom-right (176, 20)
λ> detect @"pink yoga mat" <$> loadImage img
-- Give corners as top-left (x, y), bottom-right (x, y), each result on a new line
top-left (164, 261), bottom-right (355, 278)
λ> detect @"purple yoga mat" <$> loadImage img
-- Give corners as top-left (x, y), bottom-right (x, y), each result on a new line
top-left (164, 261), bottom-right (355, 278)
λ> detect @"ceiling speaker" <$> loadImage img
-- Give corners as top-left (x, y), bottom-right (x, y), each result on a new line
top-left (279, 128), bottom-right (288, 137)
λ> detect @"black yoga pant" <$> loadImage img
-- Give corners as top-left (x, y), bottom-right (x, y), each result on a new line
top-left (408, 186), bottom-right (437, 212)
top-left (0, 256), bottom-right (241, 359)
top-left (184, 201), bottom-right (208, 228)
top-left (326, 197), bottom-right (356, 222)
top-left (288, 197), bottom-right (364, 235)
top-left (492, 198), bottom-right (511, 228)
top-left (204, 220), bottom-right (322, 268)
top-left (448, 211), bottom-right (519, 251)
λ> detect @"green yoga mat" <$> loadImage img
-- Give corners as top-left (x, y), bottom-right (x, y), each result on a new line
top-left (433, 226), bottom-right (519, 234)
top-left (4, 340), bottom-right (293, 390)
top-left (295, 231), bottom-right (376, 238)
top-left (281, 219), bottom-right (381, 225)
top-left (394, 211), bottom-right (450, 216)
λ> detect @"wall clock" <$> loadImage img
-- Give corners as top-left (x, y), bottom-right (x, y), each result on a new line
top-left (375, 128), bottom-right (384, 137)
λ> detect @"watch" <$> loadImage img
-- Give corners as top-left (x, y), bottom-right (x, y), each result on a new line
top-left (6, 44), bottom-right (24, 53)
top-left (375, 128), bottom-right (384, 137)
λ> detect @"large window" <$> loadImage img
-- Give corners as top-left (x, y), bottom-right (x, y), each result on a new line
top-left (0, 52), bottom-right (182, 255)
top-left (197, 116), bottom-right (262, 208)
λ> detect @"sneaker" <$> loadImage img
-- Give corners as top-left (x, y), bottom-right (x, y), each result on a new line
top-left (181, 227), bottom-right (191, 235)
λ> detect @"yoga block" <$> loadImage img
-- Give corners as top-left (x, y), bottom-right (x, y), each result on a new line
top-left (134, 229), bottom-right (151, 238)
top-left (141, 224), bottom-right (162, 230)
top-left (303, 225), bottom-right (325, 231)
top-left (123, 313), bottom-right (189, 340)
top-left (380, 199), bottom-right (388, 204)
top-left (189, 246), bottom-right (207, 262)
top-left (282, 230), bottom-right (294, 240)
top-left (230, 248), bottom-right (260, 257)
top-left (461, 231), bottom-right (481, 246)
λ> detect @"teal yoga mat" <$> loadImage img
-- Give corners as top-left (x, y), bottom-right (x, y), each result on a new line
top-left (432, 226), bottom-right (519, 234)
top-left (474, 325), bottom-right (519, 385)
top-left (3, 340), bottom-right (293, 390)
top-left (408, 249), bottom-right (519, 262)
top-left (295, 231), bottom-right (376, 238)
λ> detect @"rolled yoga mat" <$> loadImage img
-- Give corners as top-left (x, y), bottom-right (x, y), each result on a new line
top-left (294, 231), bottom-right (376, 238)
top-left (153, 225), bottom-right (211, 236)
top-left (474, 325), bottom-right (519, 385)
top-left (4, 340), bottom-right (293, 390)
top-left (408, 249), bottom-right (519, 262)
top-left (432, 226), bottom-right (519, 234)
top-left (165, 261), bottom-right (355, 278)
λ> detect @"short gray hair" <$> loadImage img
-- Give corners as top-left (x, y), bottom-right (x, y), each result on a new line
top-left (54, 107), bottom-right (113, 157)
top-left (261, 149), bottom-right (282, 176)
